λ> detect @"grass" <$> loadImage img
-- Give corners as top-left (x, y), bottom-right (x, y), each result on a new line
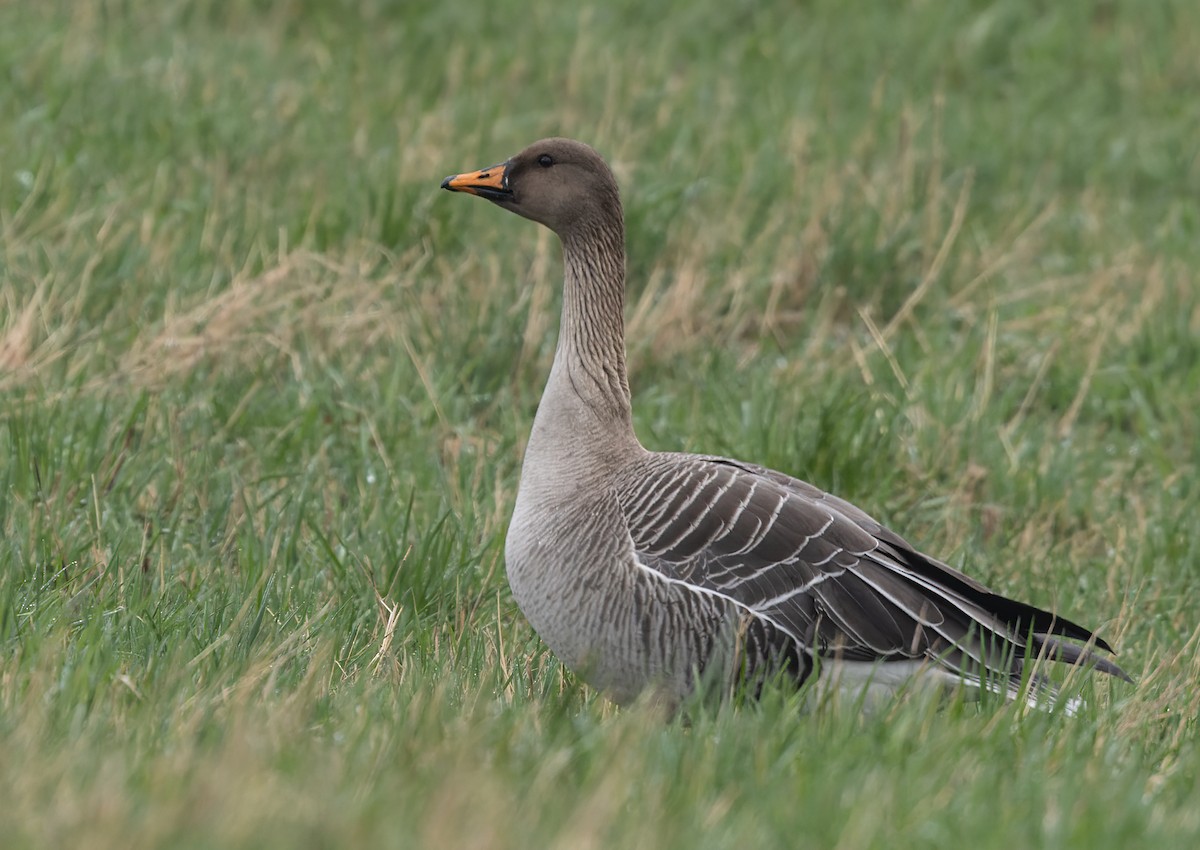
top-left (1, 0), bottom-right (1198, 847)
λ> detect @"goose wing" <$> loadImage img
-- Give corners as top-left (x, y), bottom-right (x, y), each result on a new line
top-left (618, 452), bottom-right (1129, 688)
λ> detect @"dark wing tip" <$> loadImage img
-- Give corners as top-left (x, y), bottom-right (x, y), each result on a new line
top-left (1035, 634), bottom-right (1135, 684)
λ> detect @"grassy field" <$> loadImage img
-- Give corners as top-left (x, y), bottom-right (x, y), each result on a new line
top-left (2, 0), bottom-right (1198, 847)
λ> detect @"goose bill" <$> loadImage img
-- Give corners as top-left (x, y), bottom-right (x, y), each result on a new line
top-left (440, 164), bottom-right (512, 200)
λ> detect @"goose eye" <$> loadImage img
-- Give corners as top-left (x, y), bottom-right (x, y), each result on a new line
top-left (537, 154), bottom-right (554, 168)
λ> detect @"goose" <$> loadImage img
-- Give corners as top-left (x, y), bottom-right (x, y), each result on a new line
top-left (440, 138), bottom-right (1131, 712)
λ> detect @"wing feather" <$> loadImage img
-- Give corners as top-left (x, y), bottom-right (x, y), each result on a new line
top-left (618, 452), bottom-right (1131, 698)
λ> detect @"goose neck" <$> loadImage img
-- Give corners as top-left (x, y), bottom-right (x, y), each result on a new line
top-left (535, 223), bottom-right (635, 445)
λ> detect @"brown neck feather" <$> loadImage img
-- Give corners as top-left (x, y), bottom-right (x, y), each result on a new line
top-left (557, 211), bottom-right (632, 426)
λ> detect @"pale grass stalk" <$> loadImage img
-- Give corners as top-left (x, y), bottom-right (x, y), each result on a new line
top-left (881, 169), bottom-right (974, 344)
top-left (856, 303), bottom-right (910, 392)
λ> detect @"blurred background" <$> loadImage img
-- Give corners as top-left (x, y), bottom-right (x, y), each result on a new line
top-left (1, 2), bottom-right (1197, 848)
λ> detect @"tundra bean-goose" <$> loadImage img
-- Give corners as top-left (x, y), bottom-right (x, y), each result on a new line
top-left (440, 138), bottom-right (1130, 712)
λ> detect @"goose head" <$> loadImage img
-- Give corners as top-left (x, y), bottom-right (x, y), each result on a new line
top-left (441, 137), bottom-right (622, 237)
